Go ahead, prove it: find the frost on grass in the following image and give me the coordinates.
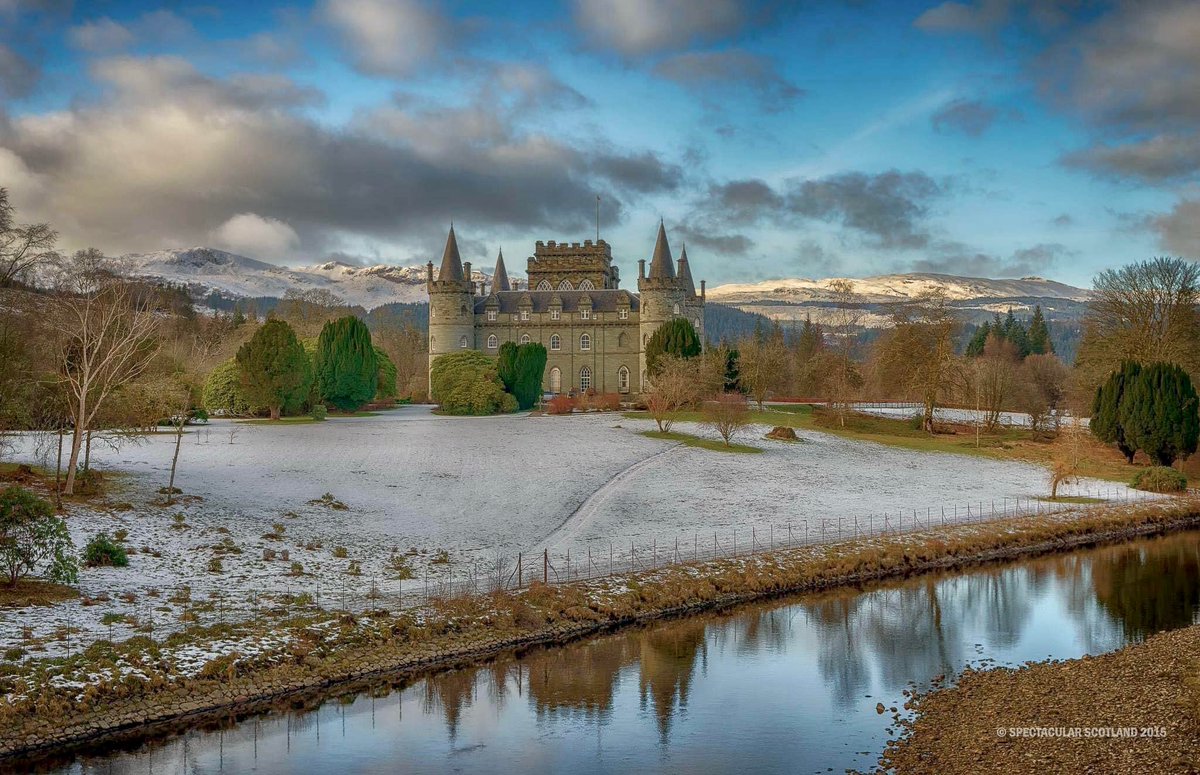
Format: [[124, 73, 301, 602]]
[[0, 405, 1139, 661]]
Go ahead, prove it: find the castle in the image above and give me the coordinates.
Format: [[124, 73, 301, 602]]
[[426, 223, 705, 396]]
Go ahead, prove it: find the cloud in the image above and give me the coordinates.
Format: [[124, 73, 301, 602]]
[[0, 55, 680, 261], [212, 213, 301, 260], [1051, 212, 1072, 227], [930, 98, 1008, 137], [653, 50, 803, 111], [675, 222, 755, 255], [320, 0, 448, 77], [67, 18, 135, 52], [1147, 200, 1200, 258], [913, 0, 1012, 34], [912, 240, 1074, 277], [0, 43, 36, 98], [786, 170, 945, 249], [573, 0, 760, 56], [1061, 133, 1200, 184]]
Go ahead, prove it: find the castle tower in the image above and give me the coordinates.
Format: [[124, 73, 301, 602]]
[[426, 226, 475, 379], [637, 221, 689, 391], [491, 248, 510, 293]]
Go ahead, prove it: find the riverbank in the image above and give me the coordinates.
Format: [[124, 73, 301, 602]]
[[883, 622, 1200, 773], [3, 497, 1200, 769]]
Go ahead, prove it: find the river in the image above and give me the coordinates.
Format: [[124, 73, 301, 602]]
[[44, 530, 1200, 774]]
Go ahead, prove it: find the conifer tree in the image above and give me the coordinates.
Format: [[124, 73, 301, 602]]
[[236, 319, 310, 420], [1091, 361, 1140, 462], [314, 316, 378, 412], [646, 318, 702, 375], [965, 321, 991, 357], [1120, 362, 1199, 466], [1027, 306, 1052, 355], [513, 343, 548, 409], [496, 341, 519, 393]]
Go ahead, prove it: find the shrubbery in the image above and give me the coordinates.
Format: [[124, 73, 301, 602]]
[[0, 487, 77, 586], [547, 395, 575, 414], [430, 352, 518, 415], [83, 533, 129, 568], [1131, 466, 1187, 493], [310, 403, 328, 421]]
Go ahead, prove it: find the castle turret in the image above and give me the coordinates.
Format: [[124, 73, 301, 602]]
[[637, 221, 690, 391], [492, 248, 510, 293], [427, 226, 475, 379]]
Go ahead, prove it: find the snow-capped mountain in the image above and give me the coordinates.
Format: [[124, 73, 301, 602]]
[[119, 247, 487, 309], [707, 273, 1088, 304]]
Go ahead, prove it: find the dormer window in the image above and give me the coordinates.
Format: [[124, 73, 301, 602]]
[[580, 309, 591, 321], [551, 309, 560, 320], [618, 309, 628, 320], [521, 310, 529, 321], [487, 309, 497, 322]]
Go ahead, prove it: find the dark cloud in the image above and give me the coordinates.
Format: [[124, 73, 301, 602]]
[[912, 240, 1074, 277], [914, 0, 1075, 35], [0, 55, 678, 262], [1051, 212, 1072, 227], [930, 98, 1009, 137], [1147, 200, 1200, 258], [572, 0, 767, 57], [785, 170, 944, 249], [1060, 134, 1200, 183], [674, 222, 755, 255], [0, 43, 37, 98], [653, 50, 803, 112]]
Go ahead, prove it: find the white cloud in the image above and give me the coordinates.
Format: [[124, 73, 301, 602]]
[[320, 0, 446, 77], [573, 0, 748, 56], [212, 213, 301, 261], [67, 18, 135, 52]]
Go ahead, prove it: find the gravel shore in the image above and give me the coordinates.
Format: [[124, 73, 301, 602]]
[[884, 624, 1200, 773]]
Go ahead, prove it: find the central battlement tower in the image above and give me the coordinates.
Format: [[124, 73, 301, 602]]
[[526, 239, 620, 290]]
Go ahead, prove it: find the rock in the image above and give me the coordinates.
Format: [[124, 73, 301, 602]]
[[765, 426, 799, 441]]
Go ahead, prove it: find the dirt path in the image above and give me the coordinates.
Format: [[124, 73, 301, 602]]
[[531, 442, 684, 553]]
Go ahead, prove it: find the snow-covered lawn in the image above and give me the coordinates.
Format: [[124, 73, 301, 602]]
[[848, 402, 1088, 429], [1, 405, 1137, 659]]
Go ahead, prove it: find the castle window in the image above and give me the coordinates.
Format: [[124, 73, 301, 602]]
[[580, 333, 591, 351], [579, 365, 592, 392], [536, 280, 552, 290], [487, 334, 498, 349], [578, 279, 595, 290], [580, 308, 591, 320], [695, 318, 701, 330], [617, 332, 626, 347], [487, 309, 496, 321], [458, 335, 468, 348], [558, 279, 573, 290], [550, 334, 561, 351], [549, 367, 561, 394], [550, 309, 560, 320], [618, 366, 630, 392], [618, 309, 628, 320], [642, 333, 648, 346], [521, 310, 529, 321], [673, 303, 680, 315], [520, 334, 531, 344]]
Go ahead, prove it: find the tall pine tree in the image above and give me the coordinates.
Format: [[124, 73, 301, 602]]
[[1120, 362, 1199, 466], [513, 343, 548, 409], [1027, 306, 1052, 355], [314, 316, 378, 411], [1091, 361, 1140, 462], [235, 320, 310, 420], [645, 318, 702, 375], [496, 341, 519, 393]]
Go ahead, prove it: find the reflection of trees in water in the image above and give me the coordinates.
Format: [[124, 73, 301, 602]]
[[953, 568, 1032, 650], [525, 636, 634, 722], [638, 621, 708, 743], [735, 608, 792, 655], [423, 666, 482, 742], [1091, 537, 1200, 641]]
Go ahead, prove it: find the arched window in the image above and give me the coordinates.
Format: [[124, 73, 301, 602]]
[[618, 365, 630, 391], [430, 335, 435, 348], [549, 367, 561, 393], [673, 303, 680, 315], [558, 279, 573, 290], [579, 365, 592, 392], [641, 370, 648, 391], [520, 333, 531, 344], [578, 279, 595, 290], [580, 333, 591, 351], [617, 332, 626, 347], [550, 334, 561, 351], [536, 280, 552, 290], [487, 334, 498, 349], [642, 333, 648, 346], [694, 318, 701, 330], [458, 335, 468, 348]]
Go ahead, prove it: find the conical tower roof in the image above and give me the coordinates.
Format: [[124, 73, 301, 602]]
[[678, 243, 696, 297], [438, 225, 465, 282], [492, 248, 510, 292], [647, 221, 675, 280]]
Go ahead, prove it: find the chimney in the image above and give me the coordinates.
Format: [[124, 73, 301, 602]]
[[701, 280, 706, 301], [426, 261, 434, 284], [638, 259, 646, 280], [463, 261, 472, 293]]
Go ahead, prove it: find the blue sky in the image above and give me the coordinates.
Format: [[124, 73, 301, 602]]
[[1, 0, 1197, 287]]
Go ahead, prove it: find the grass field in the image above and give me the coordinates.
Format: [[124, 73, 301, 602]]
[[639, 430, 763, 454]]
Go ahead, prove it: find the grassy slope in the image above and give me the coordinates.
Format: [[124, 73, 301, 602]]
[[639, 430, 762, 454], [626, 404, 1167, 484]]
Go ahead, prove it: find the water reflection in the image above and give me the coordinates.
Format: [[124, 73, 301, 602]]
[[54, 531, 1200, 775]]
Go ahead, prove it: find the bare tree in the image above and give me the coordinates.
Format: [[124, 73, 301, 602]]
[[0, 188, 58, 287], [823, 280, 865, 425], [1049, 417, 1087, 499], [164, 379, 193, 505], [646, 355, 700, 433], [738, 330, 789, 410], [50, 250, 161, 495], [870, 290, 961, 433], [703, 391, 750, 446], [970, 334, 1019, 432], [1017, 353, 1069, 433]]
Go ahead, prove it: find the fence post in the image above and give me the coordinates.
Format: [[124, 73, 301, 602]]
[[543, 549, 548, 584]]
